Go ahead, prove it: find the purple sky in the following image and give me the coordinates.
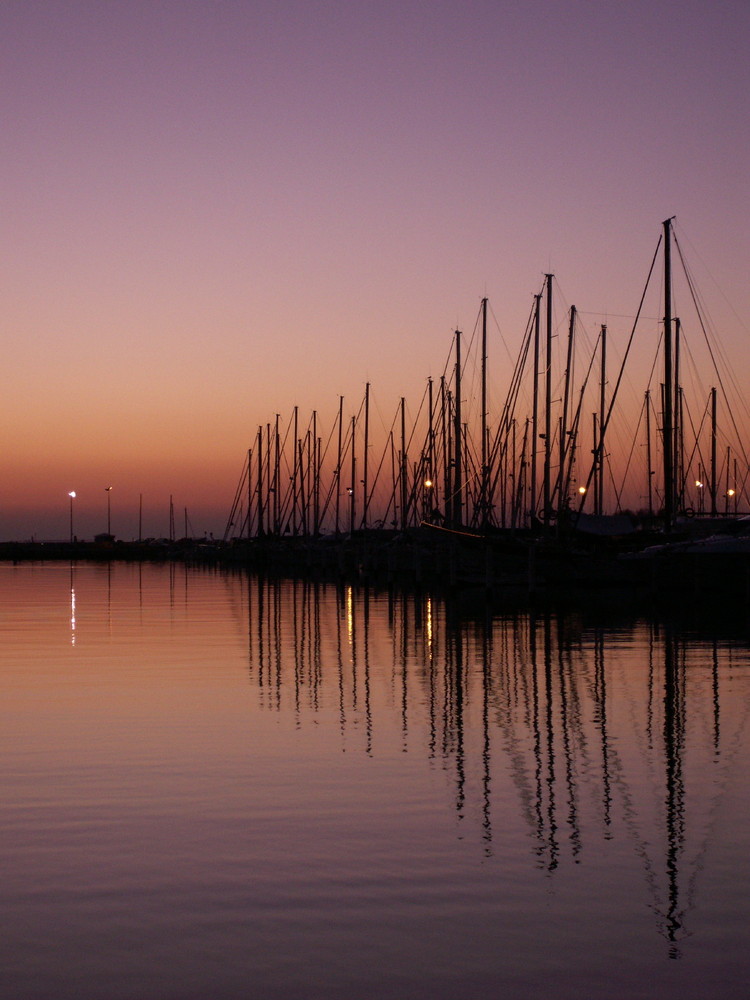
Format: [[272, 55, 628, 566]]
[[1, 1, 748, 539]]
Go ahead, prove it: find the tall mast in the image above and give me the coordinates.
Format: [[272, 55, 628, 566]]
[[543, 274, 553, 528], [400, 397, 408, 530], [598, 323, 607, 516], [246, 451, 252, 538], [453, 329, 463, 528], [349, 415, 356, 535], [480, 297, 488, 525], [362, 383, 370, 530], [645, 391, 653, 517], [663, 217, 675, 530], [315, 435, 321, 535], [710, 386, 718, 515], [531, 294, 541, 527], [725, 445, 731, 515], [441, 378, 450, 526], [298, 435, 306, 536], [257, 425, 263, 536], [557, 305, 576, 516], [592, 412, 599, 515], [674, 317, 681, 510], [312, 410, 318, 536], [426, 377, 435, 518], [273, 414, 280, 534], [265, 422, 271, 532], [292, 405, 299, 536], [509, 418, 517, 528], [335, 396, 343, 537]]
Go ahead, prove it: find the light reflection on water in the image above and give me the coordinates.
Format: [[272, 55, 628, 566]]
[[2, 561, 750, 999]]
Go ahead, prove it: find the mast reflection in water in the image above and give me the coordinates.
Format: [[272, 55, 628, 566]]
[[2, 562, 749, 1000]]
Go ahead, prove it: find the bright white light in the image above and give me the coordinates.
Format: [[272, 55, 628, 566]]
[[68, 491, 76, 499], [578, 486, 587, 495], [695, 480, 704, 488]]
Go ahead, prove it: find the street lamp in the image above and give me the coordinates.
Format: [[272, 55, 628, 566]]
[[68, 491, 76, 543], [105, 486, 113, 535]]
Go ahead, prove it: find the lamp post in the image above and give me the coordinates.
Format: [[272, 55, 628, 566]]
[[105, 486, 113, 535], [68, 491, 76, 543]]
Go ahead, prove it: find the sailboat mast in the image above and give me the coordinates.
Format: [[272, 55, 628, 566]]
[[453, 329, 463, 528], [247, 448, 253, 541], [645, 391, 653, 517], [710, 386, 717, 515], [311, 410, 318, 536], [400, 397, 408, 530], [441, 378, 450, 526], [481, 297, 488, 525], [264, 423, 273, 535], [363, 383, 370, 530], [531, 294, 541, 527], [598, 324, 607, 516], [335, 396, 343, 537], [428, 377, 434, 494], [257, 425, 263, 536], [725, 445, 731, 515], [349, 415, 356, 535], [274, 414, 280, 534], [674, 317, 681, 510], [663, 216, 675, 530], [557, 305, 576, 515], [292, 406, 299, 536], [543, 274, 553, 527], [593, 413, 599, 515]]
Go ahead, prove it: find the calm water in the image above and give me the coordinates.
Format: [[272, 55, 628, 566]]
[[2, 562, 749, 1000]]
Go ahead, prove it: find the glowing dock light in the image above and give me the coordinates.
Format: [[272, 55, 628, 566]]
[[68, 491, 76, 543], [105, 485, 113, 535]]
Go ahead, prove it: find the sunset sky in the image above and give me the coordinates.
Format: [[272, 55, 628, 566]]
[[1, 0, 748, 540]]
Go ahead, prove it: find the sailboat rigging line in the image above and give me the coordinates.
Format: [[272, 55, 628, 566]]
[[362, 402, 401, 525], [606, 454, 624, 513], [488, 298, 528, 368], [223, 450, 251, 541], [314, 402, 351, 527], [615, 395, 647, 509], [578, 234, 663, 512], [403, 381, 430, 458], [645, 329, 665, 393], [678, 396, 712, 505], [673, 232, 750, 470], [562, 338, 601, 502], [484, 298, 538, 512]]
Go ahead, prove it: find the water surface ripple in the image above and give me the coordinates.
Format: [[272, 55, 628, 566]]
[[2, 562, 749, 999]]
